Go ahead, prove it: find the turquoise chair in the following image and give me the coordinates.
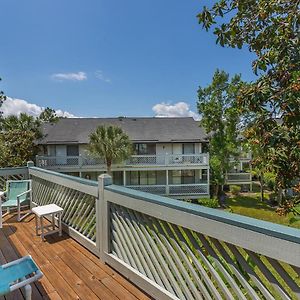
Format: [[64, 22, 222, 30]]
[[0, 256, 43, 300], [1, 180, 32, 222]]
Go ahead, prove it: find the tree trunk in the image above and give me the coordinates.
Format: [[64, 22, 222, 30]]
[[277, 186, 283, 205], [107, 161, 112, 176], [260, 172, 264, 201]]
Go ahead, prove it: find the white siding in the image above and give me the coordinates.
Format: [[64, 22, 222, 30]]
[[172, 144, 182, 154], [156, 144, 172, 155]]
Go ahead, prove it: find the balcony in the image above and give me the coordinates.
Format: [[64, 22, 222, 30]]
[[36, 153, 209, 171], [226, 172, 252, 183], [128, 183, 209, 196], [1, 214, 150, 300], [1, 165, 299, 300]]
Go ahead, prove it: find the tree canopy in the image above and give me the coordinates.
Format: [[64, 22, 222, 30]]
[[88, 125, 132, 175], [197, 69, 244, 197], [0, 77, 6, 118], [39, 107, 59, 123], [197, 0, 300, 189]]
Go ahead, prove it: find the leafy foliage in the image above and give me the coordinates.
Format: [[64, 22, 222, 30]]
[[0, 130, 38, 167], [88, 125, 132, 174], [39, 107, 59, 123], [0, 107, 58, 167], [230, 185, 241, 195], [197, 69, 244, 197], [197, 0, 300, 189], [196, 197, 220, 208], [0, 77, 5, 118]]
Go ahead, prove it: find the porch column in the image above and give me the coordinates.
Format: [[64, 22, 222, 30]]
[[123, 170, 126, 186], [166, 170, 169, 195], [207, 168, 210, 196]]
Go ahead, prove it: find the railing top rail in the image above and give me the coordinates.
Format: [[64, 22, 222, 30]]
[[29, 166, 98, 197], [0, 166, 28, 176], [0, 166, 28, 171], [105, 184, 300, 245], [29, 166, 97, 186]]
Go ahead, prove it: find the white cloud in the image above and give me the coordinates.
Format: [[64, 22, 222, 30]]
[[152, 102, 200, 120], [95, 70, 111, 83], [2, 97, 77, 118], [51, 71, 87, 81]]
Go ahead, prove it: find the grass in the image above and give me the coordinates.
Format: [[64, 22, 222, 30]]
[[225, 192, 300, 229]]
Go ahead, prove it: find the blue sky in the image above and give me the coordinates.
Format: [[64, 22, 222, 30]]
[[0, 0, 256, 118]]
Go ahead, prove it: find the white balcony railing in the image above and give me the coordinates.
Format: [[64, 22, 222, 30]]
[[226, 172, 252, 182], [127, 183, 209, 196], [36, 153, 209, 169]]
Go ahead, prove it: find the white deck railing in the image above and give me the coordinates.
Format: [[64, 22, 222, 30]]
[[128, 183, 209, 196], [1, 164, 299, 299], [36, 153, 209, 169], [226, 172, 252, 182]]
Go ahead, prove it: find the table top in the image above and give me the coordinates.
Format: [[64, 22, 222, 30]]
[[32, 204, 63, 217]]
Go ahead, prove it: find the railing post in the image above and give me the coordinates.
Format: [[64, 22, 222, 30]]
[[97, 174, 112, 261], [165, 170, 169, 195], [26, 161, 34, 180], [79, 154, 83, 168]]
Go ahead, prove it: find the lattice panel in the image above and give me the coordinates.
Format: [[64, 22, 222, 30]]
[[31, 175, 97, 242], [128, 185, 166, 195], [127, 156, 158, 165], [169, 184, 208, 195], [0, 174, 26, 191], [110, 203, 300, 300]]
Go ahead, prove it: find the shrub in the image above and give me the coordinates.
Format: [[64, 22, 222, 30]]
[[197, 197, 219, 208], [264, 172, 276, 191], [230, 185, 241, 195]]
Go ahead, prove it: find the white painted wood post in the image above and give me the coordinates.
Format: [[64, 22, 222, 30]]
[[165, 170, 169, 195], [26, 161, 34, 179], [27, 161, 34, 209], [123, 170, 126, 186], [97, 174, 112, 261]]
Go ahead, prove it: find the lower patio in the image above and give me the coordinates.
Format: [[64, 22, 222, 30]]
[[0, 213, 151, 300]]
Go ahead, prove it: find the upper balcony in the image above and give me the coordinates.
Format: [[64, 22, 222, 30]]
[[36, 153, 209, 171]]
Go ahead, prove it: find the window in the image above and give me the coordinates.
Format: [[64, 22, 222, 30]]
[[134, 143, 156, 155], [129, 171, 139, 185], [182, 143, 195, 154], [67, 145, 79, 156], [113, 171, 123, 185], [128, 171, 158, 185], [182, 170, 195, 184], [170, 170, 195, 184]]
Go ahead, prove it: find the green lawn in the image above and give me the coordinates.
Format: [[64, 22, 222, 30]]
[[225, 193, 300, 229]]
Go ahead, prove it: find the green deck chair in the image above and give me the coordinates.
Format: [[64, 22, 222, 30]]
[[1, 180, 32, 222], [0, 255, 43, 300]]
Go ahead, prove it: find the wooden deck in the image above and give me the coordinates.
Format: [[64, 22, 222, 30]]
[[0, 213, 151, 300]]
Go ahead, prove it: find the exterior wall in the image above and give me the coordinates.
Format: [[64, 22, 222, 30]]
[[156, 144, 172, 155], [172, 143, 182, 155]]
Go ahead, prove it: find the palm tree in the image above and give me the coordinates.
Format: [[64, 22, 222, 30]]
[[0, 113, 42, 138], [88, 125, 132, 175]]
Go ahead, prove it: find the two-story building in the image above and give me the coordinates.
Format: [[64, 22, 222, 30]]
[[36, 117, 252, 198], [36, 117, 211, 198]]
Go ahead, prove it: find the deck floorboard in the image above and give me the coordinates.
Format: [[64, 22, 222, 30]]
[[0, 213, 151, 300]]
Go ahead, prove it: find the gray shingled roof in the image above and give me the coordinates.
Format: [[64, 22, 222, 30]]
[[39, 117, 207, 144]]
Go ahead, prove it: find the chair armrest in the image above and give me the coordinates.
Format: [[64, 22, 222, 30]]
[[17, 189, 32, 199]]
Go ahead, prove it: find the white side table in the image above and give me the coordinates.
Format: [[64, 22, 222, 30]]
[[32, 204, 63, 241]]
